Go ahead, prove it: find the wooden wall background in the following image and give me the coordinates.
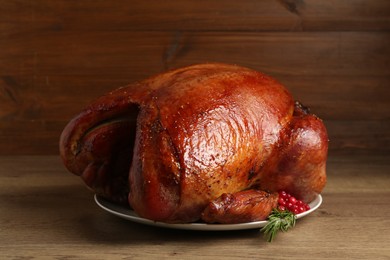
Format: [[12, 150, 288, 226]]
[[1, 0, 389, 156]]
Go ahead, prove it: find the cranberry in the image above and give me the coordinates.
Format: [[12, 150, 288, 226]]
[[288, 197, 297, 204], [278, 198, 286, 206], [278, 191, 288, 200], [277, 190, 311, 214]]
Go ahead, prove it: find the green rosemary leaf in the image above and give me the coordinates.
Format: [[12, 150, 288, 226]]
[[261, 209, 297, 242]]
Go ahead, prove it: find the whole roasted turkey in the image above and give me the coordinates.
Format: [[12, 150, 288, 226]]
[[60, 63, 328, 224]]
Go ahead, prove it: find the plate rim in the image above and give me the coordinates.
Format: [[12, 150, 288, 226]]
[[94, 194, 322, 231]]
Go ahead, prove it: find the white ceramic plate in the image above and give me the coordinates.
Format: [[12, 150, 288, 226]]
[[94, 194, 322, 231]]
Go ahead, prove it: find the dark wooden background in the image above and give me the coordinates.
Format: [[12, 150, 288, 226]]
[[1, 0, 389, 156]]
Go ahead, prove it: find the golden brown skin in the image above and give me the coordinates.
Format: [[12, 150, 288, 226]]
[[59, 63, 328, 223], [201, 190, 278, 224]]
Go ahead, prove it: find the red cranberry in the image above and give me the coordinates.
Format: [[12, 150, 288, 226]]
[[288, 197, 297, 204], [278, 198, 286, 206], [277, 191, 311, 214]]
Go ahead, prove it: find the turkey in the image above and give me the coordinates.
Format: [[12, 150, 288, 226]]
[[60, 63, 328, 223]]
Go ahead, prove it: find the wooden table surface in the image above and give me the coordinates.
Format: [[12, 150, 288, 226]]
[[1, 1, 390, 259], [1, 154, 389, 259]]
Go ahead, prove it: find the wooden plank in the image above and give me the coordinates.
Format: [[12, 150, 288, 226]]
[[1, 31, 389, 117], [281, 76, 390, 121], [1, 31, 389, 154], [0, 121, 64, 155], [325, 120, 390, 155], [1, 155, 389, 259], [1, 0, 389, 34], [1, 74, 389, 123], [2, 32, 389, 77]]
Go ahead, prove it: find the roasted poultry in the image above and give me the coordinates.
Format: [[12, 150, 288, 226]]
[[60, 63, 328, 224]]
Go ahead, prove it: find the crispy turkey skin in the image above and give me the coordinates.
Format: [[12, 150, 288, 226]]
[[60, 63, 328, 223]]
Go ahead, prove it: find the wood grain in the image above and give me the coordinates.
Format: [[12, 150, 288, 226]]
[[2, 32, 389, 76], [0, 1, 389, 156], [1, 0, 390, 33], [1, 2, 389, 258], [1, 32, 389, 155], [1, 155, 389, 259]]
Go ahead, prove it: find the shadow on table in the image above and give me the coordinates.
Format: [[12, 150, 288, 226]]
[[77, 198, 266, 245], [4, 183, 268, 245]]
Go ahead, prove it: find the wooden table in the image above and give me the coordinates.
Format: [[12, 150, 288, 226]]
[[1, 1, 390, 259], [1, 155, 389, 259]]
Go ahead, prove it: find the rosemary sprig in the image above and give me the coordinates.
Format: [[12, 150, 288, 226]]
[[261, 209, 297, 242]]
